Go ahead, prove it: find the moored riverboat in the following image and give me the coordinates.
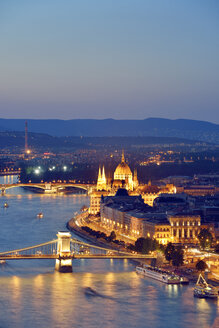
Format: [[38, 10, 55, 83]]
[[136, 264, 181, 284], [194, 274, 218, 299], [180, 276, 189, 284]]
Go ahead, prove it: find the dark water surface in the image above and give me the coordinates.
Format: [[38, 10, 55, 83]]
[[0, 179, 218, 328]]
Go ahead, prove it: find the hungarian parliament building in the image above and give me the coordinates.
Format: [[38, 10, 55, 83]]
[[88, 151, 217, 245], [89, 151, 176, 215]]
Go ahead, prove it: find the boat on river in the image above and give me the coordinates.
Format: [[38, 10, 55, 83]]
[[194, 274, 218, 299], [4, 202, 9, 208], [180, 276, 189, 284], [136, 264, 181, 284], [37, 212, 43, 219]]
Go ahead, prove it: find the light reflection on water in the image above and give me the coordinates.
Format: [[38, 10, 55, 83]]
[[0, 181, 218, 327]]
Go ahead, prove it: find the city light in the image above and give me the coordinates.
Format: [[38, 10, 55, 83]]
[[34, 168, 40, 175]]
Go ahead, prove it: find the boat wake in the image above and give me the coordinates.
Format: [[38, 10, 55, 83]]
[[84, 287, 134, 305], [84, 287, 113, 299]]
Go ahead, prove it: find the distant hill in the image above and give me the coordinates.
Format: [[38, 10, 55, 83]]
[[0, 132, 206, 152], [0, 118, 218, 143]]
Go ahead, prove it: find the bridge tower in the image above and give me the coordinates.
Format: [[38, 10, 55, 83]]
[[55, 231, 72, 272]]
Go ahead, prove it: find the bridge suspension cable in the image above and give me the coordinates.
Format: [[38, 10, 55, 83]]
[[0, 239, 58, 256]]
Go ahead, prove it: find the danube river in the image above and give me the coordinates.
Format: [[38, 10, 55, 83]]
[[0, 177, 218, 328]]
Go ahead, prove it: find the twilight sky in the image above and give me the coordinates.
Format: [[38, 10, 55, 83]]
[[0, 0, 219, 123]]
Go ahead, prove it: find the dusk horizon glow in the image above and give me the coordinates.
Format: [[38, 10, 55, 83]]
[[0, 0, 219, 123]]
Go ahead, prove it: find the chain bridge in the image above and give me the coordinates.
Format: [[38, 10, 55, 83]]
[[0, 183, 94, 195], [0, 232, 154, 272]]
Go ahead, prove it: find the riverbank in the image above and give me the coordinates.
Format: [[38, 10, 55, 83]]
[[67, 217, 133, 253], [67, 216, 149, 269]]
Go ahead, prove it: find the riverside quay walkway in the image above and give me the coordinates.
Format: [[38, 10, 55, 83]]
[[0, 232, 154, 272]]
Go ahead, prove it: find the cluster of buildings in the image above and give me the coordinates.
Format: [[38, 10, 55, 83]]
[[100, 189, 203, 245], [89, 152, 219, 246], [89, 151, 175, 214]]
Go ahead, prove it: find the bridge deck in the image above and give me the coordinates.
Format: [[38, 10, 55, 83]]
[[0, 254, 153, 260]]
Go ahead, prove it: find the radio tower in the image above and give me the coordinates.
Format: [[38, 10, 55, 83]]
[[25, 121, 28, 154]]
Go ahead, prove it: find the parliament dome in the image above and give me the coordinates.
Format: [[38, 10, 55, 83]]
[[113, 151, 134, 191], [114, 161, 132, 177], [114, 151, 133, 180]]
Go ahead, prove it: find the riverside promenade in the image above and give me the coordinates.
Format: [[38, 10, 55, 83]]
[[67, 212, 140, 257], [67, 216, 130, 252]]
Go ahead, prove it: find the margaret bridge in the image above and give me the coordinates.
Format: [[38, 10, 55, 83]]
[[0, 232, 154, 272], [0, 182, 94, 195]]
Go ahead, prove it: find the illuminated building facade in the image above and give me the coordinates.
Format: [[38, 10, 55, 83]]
[[168, 214, 201, 244], [100, 190, 203, 245], [89, 190, 109, 215], [154, 224, 171, 245], [100, 189, 158, 239], [139, 182, 176, 206], [177, 185, 219, 196]]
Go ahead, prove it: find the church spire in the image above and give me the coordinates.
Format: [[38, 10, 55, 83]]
[[97, 165, 107, 191], [97, 166, 102, 190], [133, 168, 139, 189], [102, 166, 106, 183], [98, 166, 102, 181], [121, 149, 125, 163], [134, 168, 137, 180]]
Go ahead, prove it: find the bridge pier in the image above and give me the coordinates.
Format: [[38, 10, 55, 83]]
[[1, 188, 5, 196], [55, 231, 72, 273]]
